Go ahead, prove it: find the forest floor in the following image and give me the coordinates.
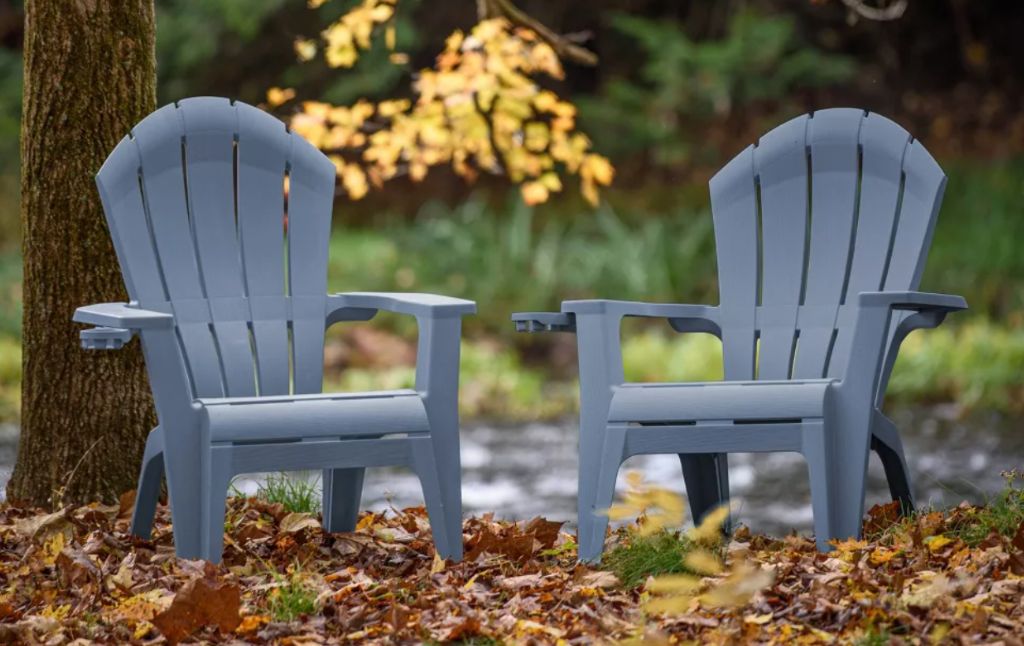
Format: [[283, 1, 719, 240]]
[[1, 473, 1023, 644]]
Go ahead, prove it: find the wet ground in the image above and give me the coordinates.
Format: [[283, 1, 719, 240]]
[[1, 406, 1021, 537]]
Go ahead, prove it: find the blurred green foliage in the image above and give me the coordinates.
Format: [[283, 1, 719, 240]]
[[577, 10, 855, 167], [0, 0, 1020, 424]]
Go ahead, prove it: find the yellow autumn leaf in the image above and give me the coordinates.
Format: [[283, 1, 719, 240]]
[[521, 180, 549, 205], [684, 549, 725, 576], [925, 534, 955, 552], [644, 594, 695, 615], [688, 503, 730, 544], [645, 573, 703, 595], [431, 551, 446, 574], [266, 87, 296, 108], [341, 162, 369, 199], [294, 39, 317, 62]]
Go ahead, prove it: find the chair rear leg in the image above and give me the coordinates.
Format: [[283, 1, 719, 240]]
[[679, 453, 731, 530], [412, 443, 462, 561], [131, 426, 165, 540], [579, 425, 628, 564], [321, 468, 365, 532], [871, 413, 915, 513]]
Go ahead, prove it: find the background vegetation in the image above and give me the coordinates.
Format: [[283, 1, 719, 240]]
[[0, 0, 1021, 422]]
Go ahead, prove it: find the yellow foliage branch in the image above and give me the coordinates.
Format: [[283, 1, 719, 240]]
[[270, 4, 613, 206]]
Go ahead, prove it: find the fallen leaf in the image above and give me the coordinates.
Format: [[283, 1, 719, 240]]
[[152, 575, 241, 644], [279, 512, 321, 534]]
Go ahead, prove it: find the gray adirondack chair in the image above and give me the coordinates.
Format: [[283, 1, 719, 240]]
[[513, 108, 966, 561], [73, 97, 473, 563]]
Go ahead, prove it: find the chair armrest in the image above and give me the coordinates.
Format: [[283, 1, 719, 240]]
[[858, 291, 967, 312], [327, 292, 476, 319], [840, 291, 967, 399], [74, 302, 174, 330], [512, 312, 576, 333], [559, 300, 721, 335]]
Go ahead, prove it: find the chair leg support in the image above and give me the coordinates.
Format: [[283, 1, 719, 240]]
[[680, 452, 731, 531], [130, 426, 165, 540], [412, 443, 462, 561], [321, 468, 366, 533], [871, 413, 915, 513], [578, 425, 628, 564], [872, 437, 914, 513]]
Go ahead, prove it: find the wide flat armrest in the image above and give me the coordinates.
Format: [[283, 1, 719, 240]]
[[559, 300, 720, 335], [857, 291, 967, 312], [74, 302, 174, 330], [560, 299, 716, 318], [328, 292, 476, 318], [512, 311, 576, 333]]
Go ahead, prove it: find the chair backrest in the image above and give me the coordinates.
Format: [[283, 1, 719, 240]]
[[97, 97, 337, 399], [709, 108, 945, 382]]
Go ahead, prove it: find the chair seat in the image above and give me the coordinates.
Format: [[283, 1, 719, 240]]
[[608, 379, 835, 424], [200, 389, 430, 443]]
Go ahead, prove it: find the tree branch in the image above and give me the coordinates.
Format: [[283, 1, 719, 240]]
[[840, 0, 908, 21], [478, 0, 598, 66]]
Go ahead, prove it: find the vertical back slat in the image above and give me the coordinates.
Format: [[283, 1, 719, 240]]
[[286, 134, 336, 393], [710, 146, 758, 381], [843, 113, 911, 296], [133, 104, 224, 397], [753, 114, 809, 379], [826, 113, 912, 379], [792, 109, 863, 378], [96, 136, 167, 305], [236, 103, 292, 395], [883, 141, 946, 290], [179, 97, 258, 397]]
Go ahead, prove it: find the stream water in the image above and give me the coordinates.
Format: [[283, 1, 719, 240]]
[[1, 406, 1021, 537]]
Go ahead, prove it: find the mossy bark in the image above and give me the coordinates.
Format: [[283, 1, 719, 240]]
[[8, 0, 157, 507]]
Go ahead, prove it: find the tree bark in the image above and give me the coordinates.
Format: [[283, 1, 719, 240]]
[[8, 0, 157, 507]]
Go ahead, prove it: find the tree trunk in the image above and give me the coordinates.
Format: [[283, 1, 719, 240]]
[[8, 0, 157, 507]]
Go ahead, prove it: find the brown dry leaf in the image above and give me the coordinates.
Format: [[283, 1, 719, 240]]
[[151, 575, 241, 644], [524, 517, 564, 549], [14, 508, 70, 539], [279, 512, 321, 534], [579, 570, 619, 588], [499, 573, 544, 590], [864, 501, 902, 535]]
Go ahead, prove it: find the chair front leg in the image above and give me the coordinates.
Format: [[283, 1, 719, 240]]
[[573, 311, 625, 563], [415, 314, 465, 561]]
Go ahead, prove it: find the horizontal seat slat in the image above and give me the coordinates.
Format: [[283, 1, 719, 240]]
[[202, 389, 429, 442], [609, 380, 834, 423]]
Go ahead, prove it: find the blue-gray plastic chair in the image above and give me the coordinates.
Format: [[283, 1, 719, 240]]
[[513, 108, 966, 561], [74, 97, 474, 563]]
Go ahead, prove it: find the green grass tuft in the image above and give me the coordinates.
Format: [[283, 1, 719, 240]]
[[855, 627, 892, 646], [603, 530, 697, 589], [268, 575, 318, 622], [949, 470, 1024, 546], [256, 472, 321, 514]]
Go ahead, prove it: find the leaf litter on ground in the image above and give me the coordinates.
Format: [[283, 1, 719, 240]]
[[0, 471, 1021, 643]]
